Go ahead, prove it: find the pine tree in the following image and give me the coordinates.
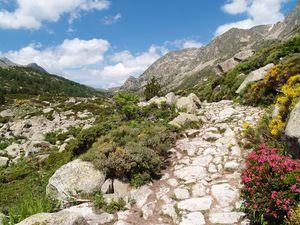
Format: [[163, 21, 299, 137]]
[[144, 77, 161, 101]]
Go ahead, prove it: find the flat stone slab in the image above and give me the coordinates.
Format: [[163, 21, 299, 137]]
[[178, 197, 212, 211], [180, 212, 205, 225]]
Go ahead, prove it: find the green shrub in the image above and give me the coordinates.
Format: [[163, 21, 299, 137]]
[[144, 77, 161, 101], [113, 92, 140, 120], [93, 191, 106, 209], [0, 90, 5, 105], [105, 198, 126, 214]]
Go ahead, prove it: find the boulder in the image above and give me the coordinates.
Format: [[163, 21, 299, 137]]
[[285, 101, 300, 143], [0, 109, 14, 117], [0, 156, 9, 167], [176, 93, 201, 113], [180, 212, 205, 225], [236, 63, 274, 93], [63, 203, 114, 225], [43, 108, 54, 114], [4, 143, 22, 158], [234, 49, 254, 61], [46, 159, 106, 203], [16, 211, 88, 225], [169, 113, 199, 128], [217, 58, 239, 74], [113, 179, 130, 198], [165, 92, 178, 105], [148, 96, 167, 106]]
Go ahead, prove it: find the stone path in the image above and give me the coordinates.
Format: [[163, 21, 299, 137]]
[[114, 100, 263, 225]]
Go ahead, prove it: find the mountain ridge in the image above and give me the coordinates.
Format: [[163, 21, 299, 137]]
[[120, 1, 300, 92]]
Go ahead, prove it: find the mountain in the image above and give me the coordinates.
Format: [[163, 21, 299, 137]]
[[120, 0, 300, 92], [0, 65, 100, 97], [0, 57, 18, 68], [26, 63, 48, 74]]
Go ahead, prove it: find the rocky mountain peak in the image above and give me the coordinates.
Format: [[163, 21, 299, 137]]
[[120, 2, 300, 92]]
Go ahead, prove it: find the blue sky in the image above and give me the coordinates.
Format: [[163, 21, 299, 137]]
[[0, 0, 297, 88]]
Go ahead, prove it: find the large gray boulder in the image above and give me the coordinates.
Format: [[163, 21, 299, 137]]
[[16, 211, 88, 225], [285, 101, 300, 143], [236, 63, 274, 93], [169, 113, 199, 128], [46, 159, 106, 203], [176, 93, 201, 114]]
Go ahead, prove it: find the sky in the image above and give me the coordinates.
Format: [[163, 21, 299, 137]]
[[0, 0, 297, 89]]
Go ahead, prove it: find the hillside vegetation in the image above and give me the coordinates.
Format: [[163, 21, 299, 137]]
[[0, 67, 100, 99]]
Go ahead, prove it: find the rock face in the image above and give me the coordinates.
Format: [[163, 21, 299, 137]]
[[236, 63, 274, 93], [285, 101, 300, 143], [46, 159, 106, 203], [16, 211, 88, 225]]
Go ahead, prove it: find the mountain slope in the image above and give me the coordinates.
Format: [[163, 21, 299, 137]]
[[0, 66, 100, 97], [120, 1, 300, 92]]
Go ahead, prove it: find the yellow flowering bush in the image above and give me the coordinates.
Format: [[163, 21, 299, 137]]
[[269, 74, 300, 136]]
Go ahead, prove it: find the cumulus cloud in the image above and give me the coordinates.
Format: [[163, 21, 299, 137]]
[[215, 0, 288, 36], [102, 13, 122, 25], [5, 38, 110, 71], [0, 0, 110, 29], [2, 39, 167, 88]]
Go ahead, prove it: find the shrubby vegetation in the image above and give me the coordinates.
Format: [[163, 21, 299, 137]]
[[144, 77, 162, 101], [188, 34, 300, 102], [241, 144, 300, 225]]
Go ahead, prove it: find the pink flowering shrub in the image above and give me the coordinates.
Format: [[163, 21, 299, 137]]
[[241, 144, 300, 224]]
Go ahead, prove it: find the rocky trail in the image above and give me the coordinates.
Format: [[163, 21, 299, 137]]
[[111, 100, 263, 225]]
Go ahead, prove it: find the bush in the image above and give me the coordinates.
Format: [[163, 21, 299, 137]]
[[269, 74, 300, 136], [113, 92, 140, 120], [0, 90, 5, 104], [144, 77, 161, 101], [81, 123, 174, 185], [241, 144, 300, 224]]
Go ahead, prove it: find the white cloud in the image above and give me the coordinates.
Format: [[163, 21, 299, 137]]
[[215, 0, 288, 36], [165, 39, 203, 49], [4, 38, 110, 73], [222, 0, 248, 14], [0, 0, 110, 29], [2, 39, 167, 88], [102, 13, 122, 25], [182, 40, 203, 48]]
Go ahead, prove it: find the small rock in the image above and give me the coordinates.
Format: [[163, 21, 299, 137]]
[[224, 161, 239, 171], [174, 188, 190, 200]]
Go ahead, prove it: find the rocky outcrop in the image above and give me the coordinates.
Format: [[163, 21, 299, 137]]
[[46, 159, 106, 203], [236, 63, 274, 93], [285, 101, 300, 143], [175, 93, 201, 114], [139, 93, 201, 115], [169, 113, 199, 128], [16, 211, 88, 225], [216, 49, 254, 74]]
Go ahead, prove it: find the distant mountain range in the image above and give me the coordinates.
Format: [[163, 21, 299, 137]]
[[0, 59, 101, 97], [0, 57, 48, 74], [120, 0, 300, 92]]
